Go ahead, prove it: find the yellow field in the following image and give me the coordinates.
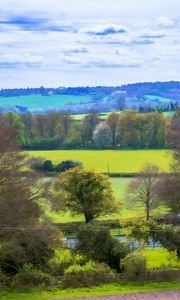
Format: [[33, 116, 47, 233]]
[[28, 149, 171, 173]]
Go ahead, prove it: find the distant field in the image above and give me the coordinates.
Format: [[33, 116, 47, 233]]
[[72, 111, 174, 121], [29, 149, 171, 173], [73, 112, 111, 121], [145, 94, 175, 103], [0, 94, 92, 112]]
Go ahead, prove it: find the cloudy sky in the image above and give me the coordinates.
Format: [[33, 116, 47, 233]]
[[0, 0, 179, 88]]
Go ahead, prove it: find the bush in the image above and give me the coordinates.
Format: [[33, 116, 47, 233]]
[[62, 262, 115, 288], [42, 160, 54, 172], [48, 248, 87, 276], [48, 249, 74, 276], [77, 224, 129, 272], [121, 251, 147, 279], [0, 270, 9, 287], [0, 230, 55, 276], [12, 264, 52, 288], [55, 160, 82, 172], [28, 157, 44, 171], [28, 157, 55, 172]]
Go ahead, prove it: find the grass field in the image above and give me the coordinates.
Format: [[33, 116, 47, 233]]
[[29, 149, 171, 173], [72, 112, 111, 121], [142, 249, 180, 270], [0, 281, 179, 300], [0, 94, 92, 112]]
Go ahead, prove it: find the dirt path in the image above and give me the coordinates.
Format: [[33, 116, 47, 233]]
[[54, 290, 180, 300]]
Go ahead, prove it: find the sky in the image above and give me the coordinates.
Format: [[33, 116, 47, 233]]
[[0, 0, 179, 88]]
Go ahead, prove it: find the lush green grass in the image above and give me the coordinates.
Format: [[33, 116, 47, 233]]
[[29, 149, 171, 173], [0, 94, 92, 112], [1, 281, 180, 300], [142, 249, 180, 270]]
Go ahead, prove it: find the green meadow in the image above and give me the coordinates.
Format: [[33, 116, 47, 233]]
[[29, 149, 171, 173], [0, 94, 92, 111]]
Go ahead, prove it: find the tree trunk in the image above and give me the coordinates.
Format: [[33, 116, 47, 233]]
[[84, 213, 94, 223], [146, 204, 150, 221]]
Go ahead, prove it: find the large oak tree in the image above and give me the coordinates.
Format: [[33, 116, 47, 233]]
[[52, 167, 117, 223]]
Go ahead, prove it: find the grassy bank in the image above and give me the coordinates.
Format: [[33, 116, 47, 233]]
[[0, 281, 179, 300]]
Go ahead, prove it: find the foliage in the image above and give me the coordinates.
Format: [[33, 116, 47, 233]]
[[42, 160, 54, 172], [154, 226, 180, 259], [107, 112, 119, 145], [122, 218, 159, 248], [0, 227, 62, 276], [0, 125, 63, 279], [76, 224, 129, 272], [55, 160, 82, 172], [52, 167, 117, 223], [116, 111, 168, 148], [82, 111, 100, 144], [12, 264, 52, 288], [27, 157, 45, 171], [93, 122, 112, 148], [142, 249, 180, 270], [121, 251, 147, 278], [62, 262, 115, 288], [155, 113, 180, 214], [48, 248, 86, 276]]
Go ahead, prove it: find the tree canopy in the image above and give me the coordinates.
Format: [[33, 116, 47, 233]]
[[52, 167, 118, 223]]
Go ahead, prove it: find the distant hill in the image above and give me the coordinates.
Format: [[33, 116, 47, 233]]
[[0, 81, 179, 114]]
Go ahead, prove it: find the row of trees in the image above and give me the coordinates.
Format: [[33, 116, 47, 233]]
[[0, 110, 171, 150]]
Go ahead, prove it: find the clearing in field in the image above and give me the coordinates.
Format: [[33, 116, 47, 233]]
[[29, 149, 171, 173]]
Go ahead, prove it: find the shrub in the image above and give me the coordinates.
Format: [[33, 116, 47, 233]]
[[0, 229, 56, 276], [121, 251, 147, 279], [42, 160, 54, 172], [77, 224, 129, 272], [55, 160, 82, 172], [48, 248, 74, 276], [62, 262, 115, 288], [12, 264, 51, 288], [0, 270, 9, 287], [28, 157, 44, 171], [48, 248, 87, 276]]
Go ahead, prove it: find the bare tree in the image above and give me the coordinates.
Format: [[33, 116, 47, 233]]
[[155, 112, 180, 215], [127, 164, 159, 220]]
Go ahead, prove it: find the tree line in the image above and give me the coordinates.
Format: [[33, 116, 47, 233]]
[[0, 110, 173, 150]]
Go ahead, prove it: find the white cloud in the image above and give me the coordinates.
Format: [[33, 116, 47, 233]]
[[0, 0, 179, 87], [157, 17, 176, 28]]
